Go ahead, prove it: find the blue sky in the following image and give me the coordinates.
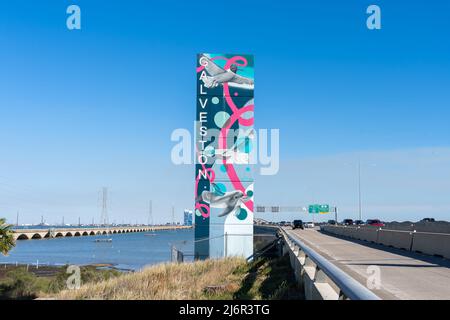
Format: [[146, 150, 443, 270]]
[[1, 0, 449, 224]]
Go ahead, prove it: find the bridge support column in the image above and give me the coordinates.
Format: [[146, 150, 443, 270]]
[[311, 268, 339, 300], [302, 256, 317, 300]]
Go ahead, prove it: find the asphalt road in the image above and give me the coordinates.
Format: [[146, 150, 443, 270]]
[[287, 227, 450, 300]]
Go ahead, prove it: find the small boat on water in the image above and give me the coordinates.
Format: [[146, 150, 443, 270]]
[[144, 233, 156, 236], [94, 238, 112, 243]]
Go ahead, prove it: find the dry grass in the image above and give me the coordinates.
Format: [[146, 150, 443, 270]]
[[46, 258, 247, 300]]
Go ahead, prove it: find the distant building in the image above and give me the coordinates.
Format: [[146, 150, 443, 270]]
[[184, 210, 193, 226]]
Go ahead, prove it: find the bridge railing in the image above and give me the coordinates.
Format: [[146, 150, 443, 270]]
[[279, 227, 381, 300]]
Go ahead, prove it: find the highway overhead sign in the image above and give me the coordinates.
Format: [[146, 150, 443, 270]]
[[309, 204, 330, 214]]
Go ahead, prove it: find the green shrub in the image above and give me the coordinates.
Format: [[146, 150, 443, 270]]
[[0, 267, 50, 299]]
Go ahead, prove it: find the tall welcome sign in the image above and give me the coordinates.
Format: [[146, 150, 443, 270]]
[[195, 53, 254, 259]]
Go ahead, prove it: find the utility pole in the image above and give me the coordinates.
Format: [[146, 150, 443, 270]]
[[335, 207, 338, 224], [358, 160, 362, 221]]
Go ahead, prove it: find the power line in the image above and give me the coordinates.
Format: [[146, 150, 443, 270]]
[[358, 160, 362, 221]]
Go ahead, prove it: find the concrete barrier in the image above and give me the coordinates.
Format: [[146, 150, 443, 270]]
[[321, 225, 338, 235], [320, 224, 450, 261], [412, 232, 450, 259], [377, 229, 413, 250], [347, 227, 359, 239], [321, 226, 379, 243], [337, 226, 350, 237], [321, 226, 359, 240], [342, 226, 362, 240], [385, 221, 450, 234], [354, 227, 379, 243], [334, 227, 344, 237]]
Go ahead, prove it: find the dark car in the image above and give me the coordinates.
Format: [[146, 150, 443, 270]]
[[366, 219, 385, 227], [292, 220, 304, 230], [342, 219, 354, 225], [354, 220, 364, 225], [421, 218, 435, 222], [328, 220, 337, 225]]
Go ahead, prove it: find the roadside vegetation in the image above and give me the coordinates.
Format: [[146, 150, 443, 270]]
[[233, 254, 303, 300], [47, 254, 302, 300], [0, 217, 122, 300], [0, 265, 120, 300]]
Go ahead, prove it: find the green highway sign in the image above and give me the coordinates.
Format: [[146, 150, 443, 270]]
[[308, 205, 319, 214], [308, 204, 330, 214], [319, 204, 330, 213]]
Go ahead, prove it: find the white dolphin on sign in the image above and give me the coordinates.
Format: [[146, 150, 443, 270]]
[[198, 183, 249, 217]]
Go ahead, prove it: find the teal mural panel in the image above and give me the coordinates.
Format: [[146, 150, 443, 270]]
[[195, 53, 254, 260]]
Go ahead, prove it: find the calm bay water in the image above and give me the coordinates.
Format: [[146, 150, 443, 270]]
[[0, 229, 194, 271]]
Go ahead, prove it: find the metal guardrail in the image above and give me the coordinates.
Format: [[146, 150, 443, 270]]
[[280, 228, 381, 300]]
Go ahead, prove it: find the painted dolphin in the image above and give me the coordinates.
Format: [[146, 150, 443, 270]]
[[199, 184, 249, 217]]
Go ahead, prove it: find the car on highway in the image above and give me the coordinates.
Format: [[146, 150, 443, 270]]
[[327, 220, 336, 225], [354, 220, 364, 225], [366, 219, 385, 227], [342, 219, 354, 225], [304, 222, 315, 228], [292, 220, 304, 230]]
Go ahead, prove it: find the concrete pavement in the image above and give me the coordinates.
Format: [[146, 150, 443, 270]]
[[286, 227, 450, 300]]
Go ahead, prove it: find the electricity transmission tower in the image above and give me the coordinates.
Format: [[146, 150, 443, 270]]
[[172, 206, 175, 225], [100, 187, 109, 226], [148, 200, 153, 226]]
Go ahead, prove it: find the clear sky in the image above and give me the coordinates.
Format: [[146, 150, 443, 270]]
[[1, 0, 449, 224]]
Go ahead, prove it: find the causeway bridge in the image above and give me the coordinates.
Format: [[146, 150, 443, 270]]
[[13, 225, 192, 240]]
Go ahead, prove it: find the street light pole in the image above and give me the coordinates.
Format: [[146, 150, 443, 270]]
[[335, 206, 338, 223], [358, 160, 362, 221]]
